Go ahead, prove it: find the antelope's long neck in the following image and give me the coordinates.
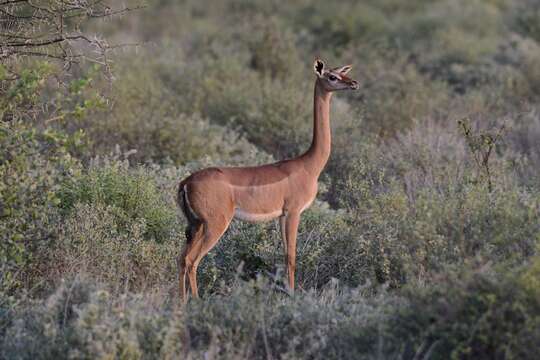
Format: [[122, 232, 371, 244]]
[[301, 82, 333, 175]]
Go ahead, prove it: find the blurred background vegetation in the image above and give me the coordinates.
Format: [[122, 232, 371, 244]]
[[1, 0, 540, 358]]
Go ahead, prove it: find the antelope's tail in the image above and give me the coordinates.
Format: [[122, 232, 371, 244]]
[[177, 179, 199, 226]]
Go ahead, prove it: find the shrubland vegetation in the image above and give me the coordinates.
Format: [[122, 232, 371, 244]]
[[1, 0, 540, 358]]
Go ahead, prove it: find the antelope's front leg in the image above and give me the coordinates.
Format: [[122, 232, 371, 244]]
[[284, 212, 300, 291], [279, 213, 288, 261]]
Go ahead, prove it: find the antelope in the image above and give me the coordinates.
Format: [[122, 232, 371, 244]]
[[177, 59, 359, 301]]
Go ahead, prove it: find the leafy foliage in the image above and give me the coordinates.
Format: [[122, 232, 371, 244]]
[[2, 268, 538, 359], [0, 65, 83, 294], [58, 159, 178, 242]]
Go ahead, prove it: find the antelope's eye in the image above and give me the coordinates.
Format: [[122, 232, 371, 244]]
[[328, 75, 337, 81]]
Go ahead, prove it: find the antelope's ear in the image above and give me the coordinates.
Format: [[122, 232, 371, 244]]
[[333, 65, 352, 75], [314, 59, 325, 77]]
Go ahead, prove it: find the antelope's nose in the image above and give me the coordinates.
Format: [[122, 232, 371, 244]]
[[350, 80, 359, 90]]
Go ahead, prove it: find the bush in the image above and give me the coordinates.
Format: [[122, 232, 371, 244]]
[[396, 266, 540, 360], [0, 120, 79, 294], [3, 267, 538, 360], [0, 64, 83, 294], [0, 277, 401, 359], [165, 52, 313, 158], [78, 60, 269, 165], [512, 0, 540, 43], [58, 158, 179, 242], [51, 203, 179, 291], [346, 52, 452, 135], [327, 118, 540, 286]]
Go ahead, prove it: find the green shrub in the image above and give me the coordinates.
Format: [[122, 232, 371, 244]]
[[0, 64, 84, 294], [58, 159, 179, 242], [0, 277, 402, 359], [349, 53, 452, 135], [520, 251, 540, 300], [247, 17, 303, 80], [396, 266, 540, 360], [0, 120, 80, 293], [4, 268, 538, 360], [54, 202, 179, 291], [344, 180, 539, 287], [512, 0, 540, 43], [328, 122, 539, 286], [168, 53, 312, 158], [79, 60, 269, 165]]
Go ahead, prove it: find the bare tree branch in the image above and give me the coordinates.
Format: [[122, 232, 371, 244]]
[[0, 0, 27, 6], [0, 0, 144, 72]]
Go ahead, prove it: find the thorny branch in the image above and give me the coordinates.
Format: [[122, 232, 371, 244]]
[[458, 118, 506, 192], [0, 0, 144, 73]]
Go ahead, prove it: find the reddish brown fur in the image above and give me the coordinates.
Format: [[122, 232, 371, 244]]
[[176, 59, 358, 301]]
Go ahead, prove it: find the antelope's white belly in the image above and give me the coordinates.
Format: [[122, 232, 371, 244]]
[[234, 208, 282, 223]]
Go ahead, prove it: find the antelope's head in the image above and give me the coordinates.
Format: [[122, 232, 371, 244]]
[[313, 59, 358, 92]]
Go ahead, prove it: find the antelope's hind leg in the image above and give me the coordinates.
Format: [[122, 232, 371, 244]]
[[178, 221, 203, 302], [178, 178, 234, 301], [183, 213, 233, 299]]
